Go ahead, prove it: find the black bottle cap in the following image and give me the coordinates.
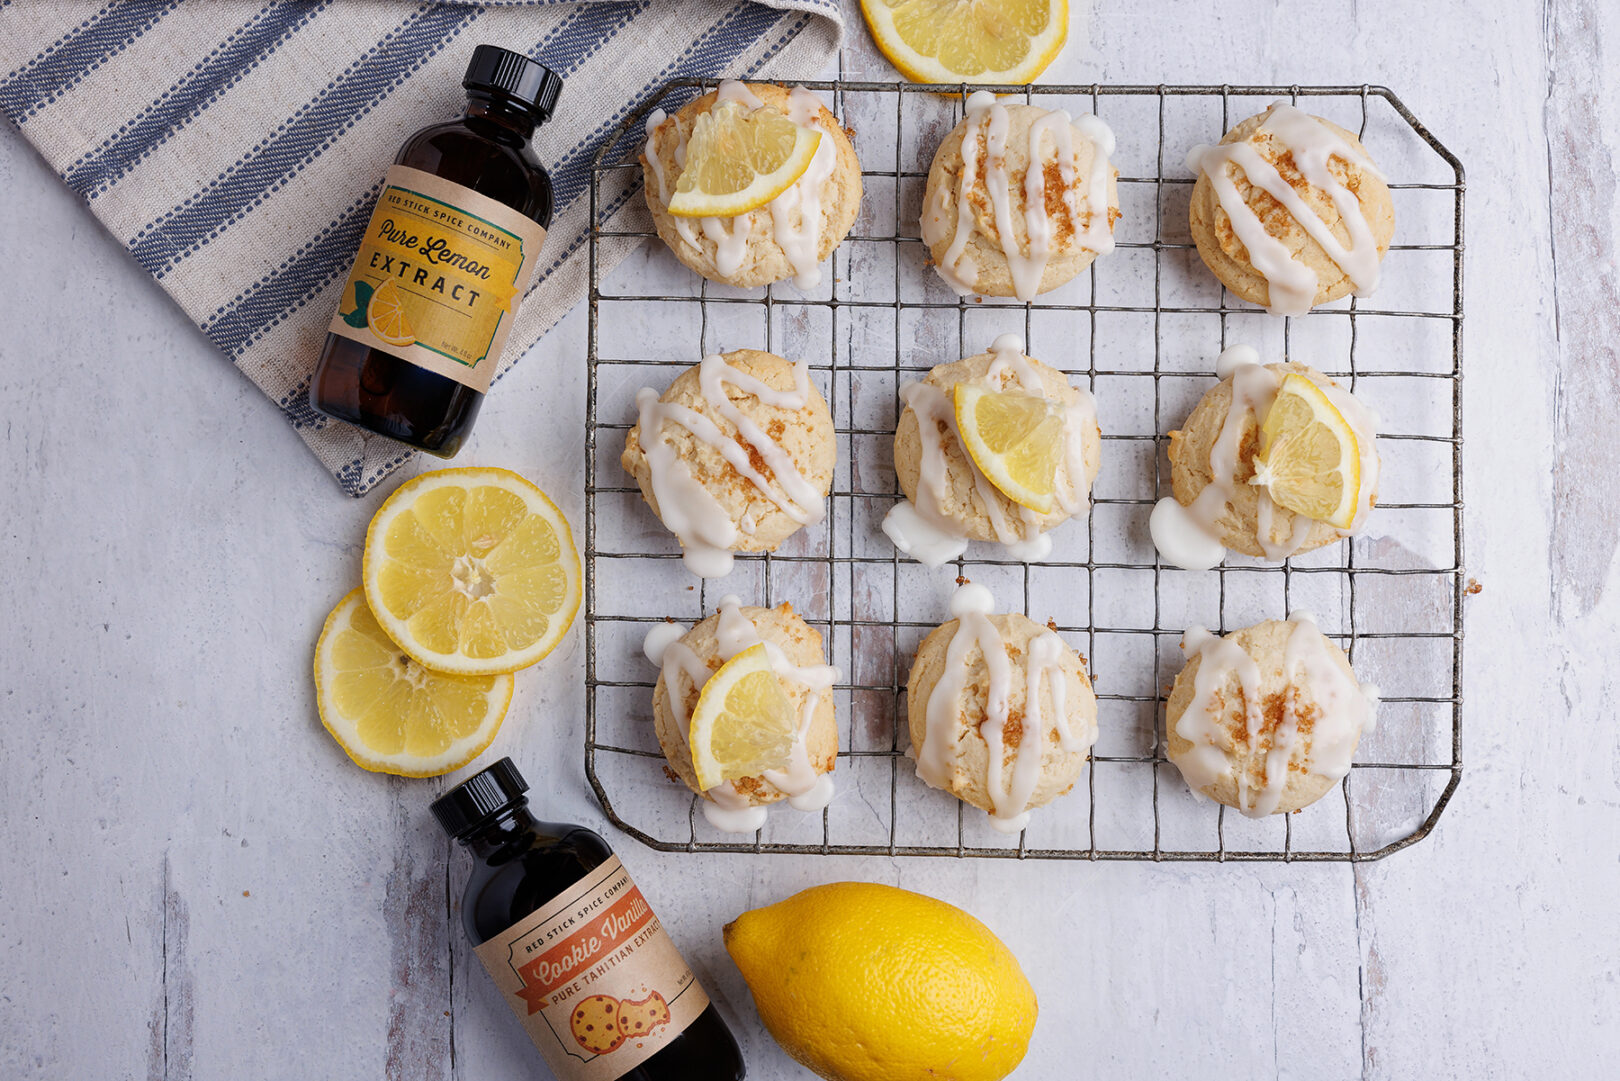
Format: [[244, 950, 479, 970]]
[[431, 757, 529, 839], [463, 44, 562, 122]]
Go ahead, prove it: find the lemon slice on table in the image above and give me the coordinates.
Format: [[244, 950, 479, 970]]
[[688, 644, 797, 792], [860, 0, 1068, 85], [667, 100, 822, 219], [953, 382, 1065, 513], [314, 589, 514, 776], [363, 468, 582, 676], [366, 278, 415, 348], [1251, 373, 1362, 529]]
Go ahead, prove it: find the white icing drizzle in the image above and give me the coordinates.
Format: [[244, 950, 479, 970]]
[[643, 82, 837, 289], [1151, 350, 1379, 569], [1187, 102, 1385, 316], [881, 501, 967, 567], [882, 335, 1095, 567], [1148, 499, 1225, 571], [771, 86, 839, 289], [643, 596, 840, 834], [1214, 343, 1261, 379], [914, 582, 1093, 834], [923, 92, 1116, 301], [1172, 613, 1371, 818], [634, 354, 825, 578]]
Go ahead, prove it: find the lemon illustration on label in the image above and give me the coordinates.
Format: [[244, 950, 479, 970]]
[[366, 278, 416, 348]]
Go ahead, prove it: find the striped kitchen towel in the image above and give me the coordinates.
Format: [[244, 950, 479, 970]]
[[0, 0, 842, 494]]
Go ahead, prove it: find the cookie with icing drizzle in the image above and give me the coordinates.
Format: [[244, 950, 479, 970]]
[[621, 349, 834, 579], [646, 597, 839, 835], [1187, 102, 1395, 315], [1166, 614, 1378, 817], [641, 81, 862, 290], [1159, 357, 1380, 563], [906, 581, 1099, 835], [885, 335, 1102, 567], [921, 93, 1120, 301]]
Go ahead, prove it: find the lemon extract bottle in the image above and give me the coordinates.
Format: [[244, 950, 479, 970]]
[[310, 46, 559, 456], [432, 759, 747, 1081]]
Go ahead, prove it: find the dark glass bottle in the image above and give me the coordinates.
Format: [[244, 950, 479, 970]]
[[432, 759, 746, 1081], [310, 45, 559, 456]]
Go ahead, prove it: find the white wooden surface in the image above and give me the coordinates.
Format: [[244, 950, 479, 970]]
[[2, 2, 1616, 1078]]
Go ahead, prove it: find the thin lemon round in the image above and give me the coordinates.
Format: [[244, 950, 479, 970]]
[[667, 99, 822, 218], [725, 882, 1037, 1081], [688, 643, 796, 792], [860, 0, 1068, 85], [366, 278, 415, 347], [362, 467, 582, 676], [954, 381, 1065, 513], [314, 589, 513, 777], [1252, 373, 1362, 529]]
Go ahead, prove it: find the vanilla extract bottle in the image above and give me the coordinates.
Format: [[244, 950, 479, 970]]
[[310, 45, 559, 456], [432, 759, 746, 1081]]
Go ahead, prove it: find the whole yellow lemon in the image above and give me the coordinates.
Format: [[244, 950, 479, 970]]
[[723, 881, 1037, 1081]]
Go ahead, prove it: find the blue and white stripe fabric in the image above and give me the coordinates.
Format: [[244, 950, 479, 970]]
[[0, 0, 842, 494]]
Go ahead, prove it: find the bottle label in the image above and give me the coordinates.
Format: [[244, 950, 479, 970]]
[[472, 855, 712, 1080], [326, 164, 546, 393]]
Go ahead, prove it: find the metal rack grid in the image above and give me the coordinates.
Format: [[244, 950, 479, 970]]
[[582, 79, 1465, 862]]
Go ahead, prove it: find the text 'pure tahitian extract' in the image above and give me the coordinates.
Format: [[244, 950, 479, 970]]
[[310, 45, 560, 457], [431, 758, 747, 1081]]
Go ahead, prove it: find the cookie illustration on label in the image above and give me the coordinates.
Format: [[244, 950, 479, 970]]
[[619, 991, 671, 1040], [570, 994, 624, 1055]]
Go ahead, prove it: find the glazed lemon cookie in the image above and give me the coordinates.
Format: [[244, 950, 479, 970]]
[[921, 91, 1119, 301], [641, 81, 861, 289], [907, 581, 1098, 834], [1187, 102, 1395, 315], [1167, 613, 1378, 817], [1150, 345, 1379, 569], [884, 334, 1101, 566], [622, 349, 835, 578], [644, 596, 840, 834]]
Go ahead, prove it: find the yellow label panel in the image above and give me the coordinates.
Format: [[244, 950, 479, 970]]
[[327, 165, 547, 393]]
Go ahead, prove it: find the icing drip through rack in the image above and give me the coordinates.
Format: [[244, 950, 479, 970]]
[[583, 80, 1465, 862]]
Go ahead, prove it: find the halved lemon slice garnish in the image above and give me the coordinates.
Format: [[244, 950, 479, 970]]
[[362, 467, 582, 676], [366, 278, 415, 348], [667, 99, 822, 219], [859, 0, 1068, 85], [1251, 372, 1362, 529], [314, 588, 513, 776], [953, 382, 1065, 513], [688, 643, 797, 792]]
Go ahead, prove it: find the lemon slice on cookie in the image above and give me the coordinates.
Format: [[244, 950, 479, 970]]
[[363, 467, 581, 676], [668, 99, 822, 219], [688, 643, 797, 792], [1251, 373, 1362, 529], [314, 589, 513, 776], [954, 383, 1065, 513], [860, 0, 1068, 85]]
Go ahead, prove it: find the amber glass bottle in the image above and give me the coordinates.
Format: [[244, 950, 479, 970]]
[[432, 759, 747, 1081], [310, 45, 559, 456]]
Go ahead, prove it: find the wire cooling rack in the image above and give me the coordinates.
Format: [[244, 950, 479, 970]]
[[581, 79, 1465, 862]]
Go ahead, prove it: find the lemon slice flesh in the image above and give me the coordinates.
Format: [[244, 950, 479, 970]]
[[1252, 373, 1362, 529], [314, 589, 513, 776], [363, 467, 582, 676], [367, 278, 415, 348], [860, 0, 1068, 85], [667, 99, 822, 219], [953, 382, 1065, 513], [688, 643, 797, 792]]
